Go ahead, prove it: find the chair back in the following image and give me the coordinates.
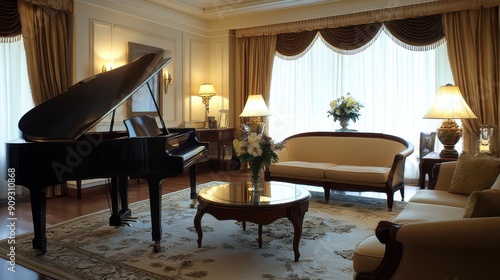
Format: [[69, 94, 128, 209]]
[[419, 132, 436, 160]]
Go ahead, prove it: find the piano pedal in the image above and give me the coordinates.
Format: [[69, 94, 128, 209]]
[[121, 222, 132, 227], [124, 216, 138, 222]]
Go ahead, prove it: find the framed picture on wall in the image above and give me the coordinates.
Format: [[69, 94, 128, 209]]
[[127, 42, 163, 116]]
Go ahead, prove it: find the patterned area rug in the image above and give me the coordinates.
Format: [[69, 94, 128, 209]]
[[0, 182, 405, 280]]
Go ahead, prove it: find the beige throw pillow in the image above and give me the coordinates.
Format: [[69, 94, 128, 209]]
[[448, 153, 500, 195], [463, 189, 500, 218]]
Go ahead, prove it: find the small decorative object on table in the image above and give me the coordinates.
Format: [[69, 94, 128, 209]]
[[327, 93, 363, 132], [479, 124, 497, 155], [233, 132, 284, 192]]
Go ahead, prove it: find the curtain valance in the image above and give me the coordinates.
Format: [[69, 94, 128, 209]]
[[236, 0, 499, 38], [0, 0, 73, 42], [276, 14, 445, 57], [384, 14, 445, 51], [0, 0, 22, 40]]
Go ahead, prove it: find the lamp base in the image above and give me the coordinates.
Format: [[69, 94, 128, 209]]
[[244, 117, 265, 134], [439, 147, 459, 158], [437, 119, 462, 158], [245, 122, 265, 134]]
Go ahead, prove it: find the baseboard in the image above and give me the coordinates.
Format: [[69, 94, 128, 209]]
[[66, 179, 110, 199], [66, 184, 109, 199]]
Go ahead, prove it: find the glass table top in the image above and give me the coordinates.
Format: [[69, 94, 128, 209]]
[[197, 181, 311, 206]]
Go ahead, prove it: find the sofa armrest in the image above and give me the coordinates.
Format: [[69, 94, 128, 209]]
[[429, 161, 457, 190], [356, 218, 500, 280], [275, 147, 289, 162], [394, 218, 500, 279], [387, 143, 414, 188]]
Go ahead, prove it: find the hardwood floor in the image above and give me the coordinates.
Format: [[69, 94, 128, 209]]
[[0, 168, 418, 279]]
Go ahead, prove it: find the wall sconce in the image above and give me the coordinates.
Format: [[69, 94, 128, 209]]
[[198, 83, 216, 129], [423, 84, 477, 158], [240, 94, 271, 134], [163, 71, 172, 94]]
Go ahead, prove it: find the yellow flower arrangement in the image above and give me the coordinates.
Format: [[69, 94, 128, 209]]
[[327, 93, 363, 123]]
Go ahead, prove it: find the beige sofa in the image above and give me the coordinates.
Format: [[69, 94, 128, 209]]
[[265, 132, 414, 210], [353, 154, 500, 280]]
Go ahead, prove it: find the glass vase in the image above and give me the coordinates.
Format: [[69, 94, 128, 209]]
[[337, 117, 350, 132], [249, 162, 264, 192]]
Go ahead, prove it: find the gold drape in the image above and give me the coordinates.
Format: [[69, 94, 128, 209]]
[[18, 0, 73, 105], [443, 7, 499, 155], [235, 35, 277, 135]]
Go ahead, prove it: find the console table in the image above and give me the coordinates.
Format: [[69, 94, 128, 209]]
[[418, 152, 457, 189], [196, 128, 236, 170]]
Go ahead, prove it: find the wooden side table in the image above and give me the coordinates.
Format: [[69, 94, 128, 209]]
[[418, 152, 457, 189], [196, 128, 236, 170]]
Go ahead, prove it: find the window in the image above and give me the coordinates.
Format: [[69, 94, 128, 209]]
[[268, 32, 453, 179], [0, 38, 33, 197]]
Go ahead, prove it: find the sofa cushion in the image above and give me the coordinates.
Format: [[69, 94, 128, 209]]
[[463, 189, 500, 218], [448, 153, 500, 195], [490, 174, 500, 189], [269, 161, 335, 178], [392, 202, 465, 224], [408, 190, 469, 208], [353, 235, 385, 274], [325, 165, 390, 183]]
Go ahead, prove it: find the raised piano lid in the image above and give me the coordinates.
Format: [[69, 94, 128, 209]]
[[18, 51, 172, 142]]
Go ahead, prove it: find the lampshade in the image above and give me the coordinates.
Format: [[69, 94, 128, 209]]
[[239, 95, 271, 117], [198, 83, 216, 97], [423, 84, 477, 119], [423, 84, 477, 158]]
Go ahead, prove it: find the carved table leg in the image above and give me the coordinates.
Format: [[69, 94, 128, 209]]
[[289, 201, 309, 261], [194, 200, 205, 247]]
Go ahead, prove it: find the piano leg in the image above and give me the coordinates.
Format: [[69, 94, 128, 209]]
[[29, 186, 48, 255], [189, 164, 198, 208], [109, 177, 132, 227], [109, 177, 119, 226], [147, 177, 163, 253], [118, 176, 130, 216]]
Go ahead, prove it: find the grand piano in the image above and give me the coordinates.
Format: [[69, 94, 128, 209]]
[[5, 51, 208, 254]]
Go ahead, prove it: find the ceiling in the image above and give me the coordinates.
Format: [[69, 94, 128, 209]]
[[82, 0, 439, 32], [144, 0, 438, 23], [146, 0, 337, 21]]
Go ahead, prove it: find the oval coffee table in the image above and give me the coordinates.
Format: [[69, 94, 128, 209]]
[[194, 181, 311, 261]]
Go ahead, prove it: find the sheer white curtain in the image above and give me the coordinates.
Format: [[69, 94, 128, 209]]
[[268, 31, 454, 179], [0, 38, 33, 198]]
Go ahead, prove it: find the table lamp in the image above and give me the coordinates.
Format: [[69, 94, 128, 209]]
[[240, 94, 271, 134], [423, 84, 477, 158], [198, 83, 216, 128]]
